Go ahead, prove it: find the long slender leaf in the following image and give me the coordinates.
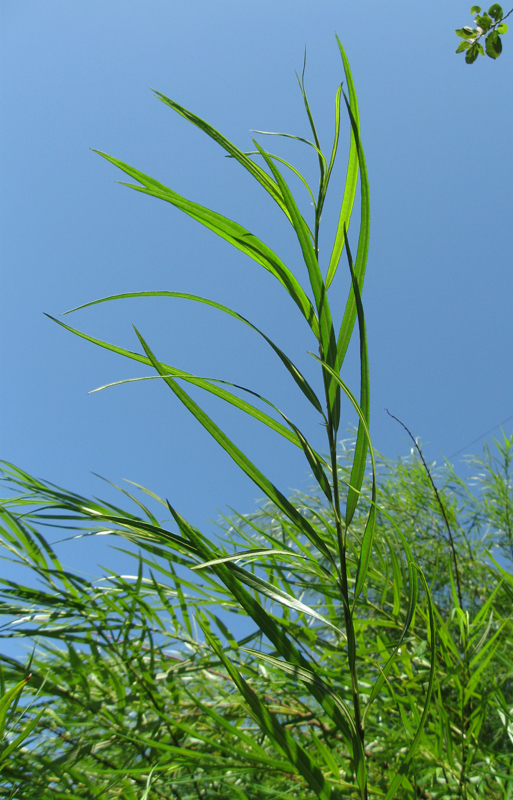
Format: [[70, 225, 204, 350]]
[[326, 41, 360, 289], [134, 326, 336, 561], [200, 618, 335, 800], [383, 566, 436, 800], [335, 45, 370, 372], [343, 228, 370, 529], [94, 149, 320, 336], [152, 90, 293, 222], [47, 313, 327, 460], [64, 290, 324, 414]]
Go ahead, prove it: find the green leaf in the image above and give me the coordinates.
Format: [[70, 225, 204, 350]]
[[383, 566, 436, 800], [466, 41, 482, 62], [456, 41, 472, 52], [296, 51, 326, 196], [455, 27, 476, 39], [244, 147, 317, 212], [64, 290, 324, 416], [470, 5, 482, 13], [167, 504, 354, 747], [497, 22, 508, 33], [251, 141, 337, 374], [227, 562, 345, 637], [486, 29, 503, 56], [134, 327, 336, 561], [308, 352, 377, 603], [0, 676, 30, 737], [0, 709, 45, 768], [335, 91, 371, 377], [93, 150, 320, 338], [488, 3, 503, 21], [152, 90, 293, 224], [48, 313, 329, 468], [242, 649, 362, 757], [476, 13, 493, 31], [343, 228, 370, 529], [326, 43, 360, 289], [200, 620, 335, 800]]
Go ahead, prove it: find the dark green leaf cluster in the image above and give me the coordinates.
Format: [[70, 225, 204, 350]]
[[455, 4, 510, 63]]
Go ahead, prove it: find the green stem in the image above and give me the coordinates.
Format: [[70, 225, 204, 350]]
[[326, 419, 367, 799]]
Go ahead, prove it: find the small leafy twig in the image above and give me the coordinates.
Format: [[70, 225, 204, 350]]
[[455, 4, 511, 63], [386, 410, 464, 609]]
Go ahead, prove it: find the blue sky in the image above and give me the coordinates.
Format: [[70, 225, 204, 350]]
[[2, 1, 513, 581]]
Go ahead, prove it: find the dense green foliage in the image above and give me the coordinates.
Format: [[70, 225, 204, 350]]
[[0, 438, 512, 798]]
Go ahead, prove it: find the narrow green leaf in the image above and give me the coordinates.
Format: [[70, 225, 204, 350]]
[[134, 327, 335, 561], [46, 313, 323, 456], [243, 649, 357, 740], [167, 506, 353, 742], [321, 83, 342, 215], [64, 290, 324, 415], [93, 150, 319, 336], [252, 129, 326, 168], [335, 91, 370, 374], [249, 142, 339, 425], [200, 620, 335, 800], [363, 527, 420, 719], [152, 90, 293, 221], [245, 148, 317, 212], [190, 547, 307, 570], [383, 566, 436, 800], [326, 41, 360, 288], [0, 709, 44, 767], [251, 143, 329, 324], [227, 562, 346, 638], [309, 354, 377, 602], [343, 228, 370, 528], [296, 52, 326, 191], [0, 676, 30, 736]]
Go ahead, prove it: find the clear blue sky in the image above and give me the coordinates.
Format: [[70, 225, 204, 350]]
[[2, 1, 512, 580]]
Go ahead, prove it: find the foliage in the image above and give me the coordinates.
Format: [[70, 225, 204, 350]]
[[455, 4, 511, 63], [0, 672, 44, 775], [0, 438, 512, 799], [1, 36, 512, 800]]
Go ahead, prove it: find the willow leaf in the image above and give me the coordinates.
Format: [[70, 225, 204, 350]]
[[200, 619, 335, 800], [326, 41, 360, 288], [93, 150, 319, 337], [152, 90, 292, 222], [344, 228, 370, 529], [45, 314, 321, 455], [335, 90, 370, 373], [383, 566, 435, 800], [64, 290, 324, 416], [167, 505, 355, 743], [134, 327, 334, 560]]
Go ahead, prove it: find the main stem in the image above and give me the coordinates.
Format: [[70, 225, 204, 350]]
[[327, 418, 366, 798]]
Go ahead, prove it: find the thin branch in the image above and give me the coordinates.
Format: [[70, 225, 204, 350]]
[[386, 410, 464, 608]]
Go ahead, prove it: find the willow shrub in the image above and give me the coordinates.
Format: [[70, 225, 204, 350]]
[[1, 38, 512, 799], [2, 443, 513, 799]]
